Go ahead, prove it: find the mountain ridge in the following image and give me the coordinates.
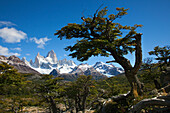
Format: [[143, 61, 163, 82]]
[[22, 50, 124, 77], [0, 55, 40, 74]]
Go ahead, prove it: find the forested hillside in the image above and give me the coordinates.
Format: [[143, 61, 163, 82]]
[[0, 55, 169, 112]]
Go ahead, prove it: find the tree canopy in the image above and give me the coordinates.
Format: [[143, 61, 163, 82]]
[[55, 7, 143, 95], [55, 7, 142, 64], [149, 46, 170, 66]]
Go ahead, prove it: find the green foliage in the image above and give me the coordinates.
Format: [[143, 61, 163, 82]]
[[0, 62, 27, 96], [0, 62, 37, 112], [96, 75, 130, 98], [34, 75, 65, 108], [0, 62, 161, 112], [55, 6, 144, 97], [140, 58, 161, 83], [64, 75, 98, 112], [149, 45, 170, 66], [55, 7, 142, 61]]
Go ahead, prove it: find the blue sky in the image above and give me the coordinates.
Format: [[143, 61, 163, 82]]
[[0, 0, 169, 67]]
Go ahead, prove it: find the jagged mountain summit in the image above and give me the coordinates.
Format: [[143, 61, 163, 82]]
[[23, 50, 77, 74], [22, 50, 124, 77], [0, 50, 123, 79], [46, 50, 58, 64]]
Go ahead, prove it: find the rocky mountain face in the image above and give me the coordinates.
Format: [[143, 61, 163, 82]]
[[23, 50, 76, 74], [22, 50, 124, 79], [0, 49, 124, 81], [46, 50, 58, 64], [50, 63, 108, 81], [93, 62, 124, 77], [0, 55, 40, 74]]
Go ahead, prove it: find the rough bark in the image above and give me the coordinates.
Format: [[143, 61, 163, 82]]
[[82, 94, 87, 113], [125, 72, 144, 95], [82, 86, 89, 113], [133, 33, 143, 73], [49, 96, 58, 113], [75, 96, 79, 113], [127, 33, 143, 95]]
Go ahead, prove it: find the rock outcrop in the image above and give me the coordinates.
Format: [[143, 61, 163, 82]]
[[0, 55, 40, 74]]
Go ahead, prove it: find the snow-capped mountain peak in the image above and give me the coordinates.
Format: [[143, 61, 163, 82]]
[[46, 50, 58, 64], [37, 52, 40, 57], [93, 61, 113, 68], [93, 61, 124, 77], [23, 50, 77, 74], [46, 50, 55, 57], [22, 51, 124, 77], [77, 63, 92, 72]]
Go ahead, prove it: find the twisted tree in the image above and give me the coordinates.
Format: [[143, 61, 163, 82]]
[[149, 46, 170, 66], [55, 7, 143, 95]]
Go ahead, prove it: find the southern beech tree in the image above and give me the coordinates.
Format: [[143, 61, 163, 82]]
[[149, 46, 170, 66], [140, 58, 161, 89], [0, 62, 28, 112], [55, 7, 143, 95], [65, 75, 97, 113], [35, 75, 64, 113]]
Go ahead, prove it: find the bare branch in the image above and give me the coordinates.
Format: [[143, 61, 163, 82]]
[[94, 4, 104, 16], [106, 60, 117, 63]]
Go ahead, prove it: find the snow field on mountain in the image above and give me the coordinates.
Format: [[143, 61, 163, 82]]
[[22, 50, 124, 77]]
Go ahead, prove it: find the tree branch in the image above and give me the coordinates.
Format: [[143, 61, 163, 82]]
[[106, 60, 117, 63], [111, 91, 131, 101], [133, 33, 143, 73]]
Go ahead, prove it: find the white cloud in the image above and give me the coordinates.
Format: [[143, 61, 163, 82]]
[[0, 45, 20, 56], [11, 47, 22, 51], [30, 37, 51, 49], [0, 21, 16, 27], [0, 27, 27, 43], [26, 53, 30, 56], [64, 54, 67, 57]]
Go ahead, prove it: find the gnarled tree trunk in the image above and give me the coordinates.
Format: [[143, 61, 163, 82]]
[[49, 96, 58, 113], [112, 33, 144, 96], [125, 71, 144, 96]]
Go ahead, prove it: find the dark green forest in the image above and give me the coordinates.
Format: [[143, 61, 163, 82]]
[[0, 51, 169, 113]]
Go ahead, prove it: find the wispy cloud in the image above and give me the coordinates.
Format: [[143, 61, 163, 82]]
[[0, 21, 16, 27], [0, 27, 27, 43], [26, 53, 30, 56], [0, 45, 20, 56], [10, 47, 22, 51], [30, 37, 51, 49]]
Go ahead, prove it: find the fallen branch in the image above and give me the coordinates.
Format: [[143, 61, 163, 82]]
[[101, 91, 131, 113], [129, 95, 170, 113], [111, 91, 131, 101]]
